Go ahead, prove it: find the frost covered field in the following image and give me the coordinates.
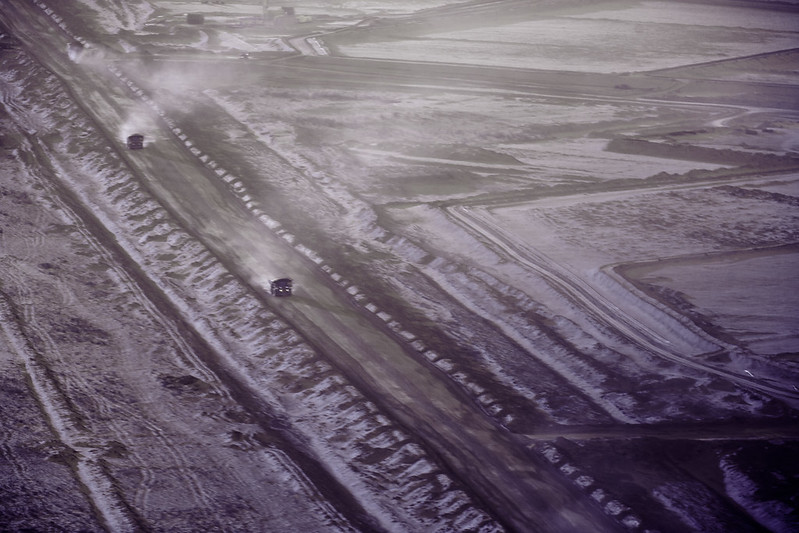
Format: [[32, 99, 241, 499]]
[[2, 0, 799, 532], [334, 1, 799, 72]]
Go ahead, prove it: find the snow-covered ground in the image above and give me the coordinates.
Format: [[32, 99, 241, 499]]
[[333, 1, 799, 72], [2, 0, 799, 531]]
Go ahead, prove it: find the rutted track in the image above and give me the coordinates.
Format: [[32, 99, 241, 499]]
[[0, 292, 136, 531], [0, 66, 361, 531], [446, 204, 799, 407]]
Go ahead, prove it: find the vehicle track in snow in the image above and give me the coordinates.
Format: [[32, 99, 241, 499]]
[[0, 109, 142, 531], [1, 138, 273, 530], [445, 203, 799, 407], [0, 285, 138, 532], [49, 158, 228, 520]]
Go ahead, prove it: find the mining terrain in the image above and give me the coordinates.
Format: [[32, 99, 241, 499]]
[[1, 0, 798, 531]]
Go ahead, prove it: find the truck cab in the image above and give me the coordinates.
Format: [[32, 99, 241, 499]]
[[127, 133, 144, 150], [270, 278, 293, 297]]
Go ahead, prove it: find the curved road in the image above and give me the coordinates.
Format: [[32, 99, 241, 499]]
[[447, 204, 799, 407]]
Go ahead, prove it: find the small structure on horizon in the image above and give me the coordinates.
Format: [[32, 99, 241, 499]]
[[127, 134, 144, 150], [263, 6, 298, 27]]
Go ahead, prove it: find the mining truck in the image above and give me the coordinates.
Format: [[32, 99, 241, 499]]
[[270, 278, 293, 297], [127, 133, 144, 149]]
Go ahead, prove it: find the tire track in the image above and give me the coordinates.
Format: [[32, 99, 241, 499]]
[[0, 288, 136, 532], [2, 124, 353, 530], [18, 141, 232, 529], [447, 204, 799, 406], [0, 106, 234, 528], [2, 25, 495, 532]]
